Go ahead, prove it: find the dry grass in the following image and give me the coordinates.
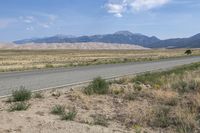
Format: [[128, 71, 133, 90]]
[[0, 62, 200, 132], [0, 49, 200, 72]]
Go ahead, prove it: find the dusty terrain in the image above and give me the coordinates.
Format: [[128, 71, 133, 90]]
[[0, 42, 147, 50], [0, 62, 200, 133], [0, 85, 159, 133], [0, 48, 199, 72]]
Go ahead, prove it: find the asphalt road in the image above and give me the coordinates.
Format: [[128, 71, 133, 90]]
[[0, 56, 200, 96]]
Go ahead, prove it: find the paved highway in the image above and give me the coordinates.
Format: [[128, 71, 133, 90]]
[[0, 56, 200, 96]]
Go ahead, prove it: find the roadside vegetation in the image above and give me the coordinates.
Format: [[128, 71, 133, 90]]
[[1, 62, 200, 132], [51, 105, 66, 115], [84, 77, 109, 95], [51, 105, 77, 121], [6, 87, 44, 112], [0, 49, 200, 72], [82, 62, 200, 132], [9, 102, 30, 112], [11, 87, 32, 102]]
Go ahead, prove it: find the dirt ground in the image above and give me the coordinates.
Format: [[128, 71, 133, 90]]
[[0, 84, 160, 133]]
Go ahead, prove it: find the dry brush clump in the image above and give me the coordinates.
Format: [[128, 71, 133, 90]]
[[50, 105, 77, 121], [51, 105, 66, 115], [11, 86, 32, 102], [8, 102, 30, 112], [6, 87, 32, 111], [84, 77, 109, 95], [61, 108, 77, 121]]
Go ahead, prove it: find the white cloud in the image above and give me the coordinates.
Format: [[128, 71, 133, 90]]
[[26, 26, 34, 31], [131, 0, 170, 11], [20, 13, 57, 30], [105, 0, 170, 17], [106, 3, 124, 17], [20, 16, 35, 23]]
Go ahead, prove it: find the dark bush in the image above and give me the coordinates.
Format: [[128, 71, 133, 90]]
[[84, 77, 109, 95], [12, 87, 32, 102], [51, 105, 65, 115]]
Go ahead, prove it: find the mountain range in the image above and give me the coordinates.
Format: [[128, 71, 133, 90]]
[[14, 31, 200, 48]]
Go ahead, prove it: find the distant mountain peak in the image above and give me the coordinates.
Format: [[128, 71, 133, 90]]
[[54, 34, 76, 38], [114, 31, 134, 36], [191, 33, 200, 39]]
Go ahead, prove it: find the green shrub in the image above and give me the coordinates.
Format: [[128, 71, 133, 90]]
[[51, 105, 65, 115], [61, 108, 77, 121], [9, 102, 29, 111], [133, 83, 142, 91], [12, 87, 32, 102], [84, 77, 109, 95]]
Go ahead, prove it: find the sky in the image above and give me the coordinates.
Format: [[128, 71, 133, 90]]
[[0, 0, 200, 42]]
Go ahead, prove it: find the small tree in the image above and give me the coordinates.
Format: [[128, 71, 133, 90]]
[[185, 50, 192, 55]]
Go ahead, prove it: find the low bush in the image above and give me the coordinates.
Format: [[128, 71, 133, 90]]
[[133, 83, 142, 91], [61, 108, 77, 121], [51, 105, 65, 115], [84, 77, 109, 95], [9, 102, 30, 111], [12, 87, 32, 102], [110, 87, 124, 95]]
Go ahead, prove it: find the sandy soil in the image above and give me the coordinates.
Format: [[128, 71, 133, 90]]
[[0, 84, 159, 133], [0, 42, 147, 50]]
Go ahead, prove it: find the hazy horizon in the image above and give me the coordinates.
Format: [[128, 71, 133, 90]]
[[0, 0, 200, 41]]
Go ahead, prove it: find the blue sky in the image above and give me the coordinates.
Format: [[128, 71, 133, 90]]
[[0, 0, 200, 41]]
